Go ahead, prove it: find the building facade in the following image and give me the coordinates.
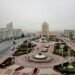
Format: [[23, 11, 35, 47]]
[[42, 22, 49, 37], [64, 30, 75, 39], [35, 22, 59, 38], [0, 22, 22, 40]]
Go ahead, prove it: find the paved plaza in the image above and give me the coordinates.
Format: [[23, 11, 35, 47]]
[[0, 37, 75, 75], [14, 42, 67, 68]]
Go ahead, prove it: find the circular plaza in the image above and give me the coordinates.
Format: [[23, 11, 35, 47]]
[[15, 39, 67, 68], [28, 53, 54, 63]]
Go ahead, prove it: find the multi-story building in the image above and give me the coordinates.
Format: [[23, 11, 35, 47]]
[[64, 30, 72, 38], [64, 30, 75, 39], [0, 22, 22, 40], [35, 22, 59, 38], [42, 22, 49, 37]]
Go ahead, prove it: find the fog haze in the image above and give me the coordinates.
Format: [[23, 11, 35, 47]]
[[0, 0, 75, 32]]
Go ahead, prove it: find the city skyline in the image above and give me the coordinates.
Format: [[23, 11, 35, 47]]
[[0, 0, 75, 32]]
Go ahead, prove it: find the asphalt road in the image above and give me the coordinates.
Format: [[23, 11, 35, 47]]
[[0, 36, 35, 57]]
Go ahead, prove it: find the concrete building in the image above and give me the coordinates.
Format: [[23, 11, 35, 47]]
[[64, 30, 75, 39], [42, 22, 49, 37], [35, 22, 59, 38], [0, 22, 22, 40]]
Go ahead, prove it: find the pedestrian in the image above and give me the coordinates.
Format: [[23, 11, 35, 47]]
[[25, 56, 26, 61]]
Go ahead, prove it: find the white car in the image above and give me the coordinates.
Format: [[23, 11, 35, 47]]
[[11, 46, 15, 50]]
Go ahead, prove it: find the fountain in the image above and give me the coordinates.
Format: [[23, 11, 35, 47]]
[[34, 53, 46, 59], [28, 53, 53, 63]]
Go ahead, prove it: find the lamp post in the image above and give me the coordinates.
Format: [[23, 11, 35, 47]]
[[60, 45, 64, 67], [26, 40, 28, 54], [27, 40, 29, 54], [67, 48, 73, 69], [30, 42, 32, 50], [58, 43, 60, 54], [10, 51, 12, 57], [29, 40, 32, 49], [10, 51, 15, 64]]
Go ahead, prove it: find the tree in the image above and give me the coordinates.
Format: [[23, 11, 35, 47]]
[[21, 33, 25, 37], [63, 45, 68, 52], [28, 43, 32, 48], [69, 32, 73, 40], [54, 43, 60, 49]]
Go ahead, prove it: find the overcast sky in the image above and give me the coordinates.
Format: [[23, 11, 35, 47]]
[[0, 0, 75, 32]]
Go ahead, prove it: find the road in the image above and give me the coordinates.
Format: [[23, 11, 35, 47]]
[[0, 36, 35, 64], [0, 36, 35, 56]]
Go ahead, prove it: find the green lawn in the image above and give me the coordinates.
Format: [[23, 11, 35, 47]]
[[53, 48, 75, 57], [0, 57, 13, 68], [13, 40, 34, 56], [13, 48, 31, 56], [54, 62, 75, 74]]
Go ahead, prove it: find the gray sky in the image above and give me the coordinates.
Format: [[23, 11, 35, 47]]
[[0, 0, 75, 32]]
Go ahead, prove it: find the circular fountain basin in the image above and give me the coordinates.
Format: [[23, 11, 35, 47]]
[[28, 54, 54, 63], [34, 54, 46, 59]]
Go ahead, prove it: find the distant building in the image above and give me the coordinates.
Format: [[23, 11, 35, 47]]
[[64, 30, 75, 39], [0, 22, 22, 40], [35, 22, 60, 38], [42, 22, 49, 37]]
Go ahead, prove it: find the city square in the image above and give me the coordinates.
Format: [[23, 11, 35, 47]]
[[0, 0, 75, 75], [0, 22, 75, 75]]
